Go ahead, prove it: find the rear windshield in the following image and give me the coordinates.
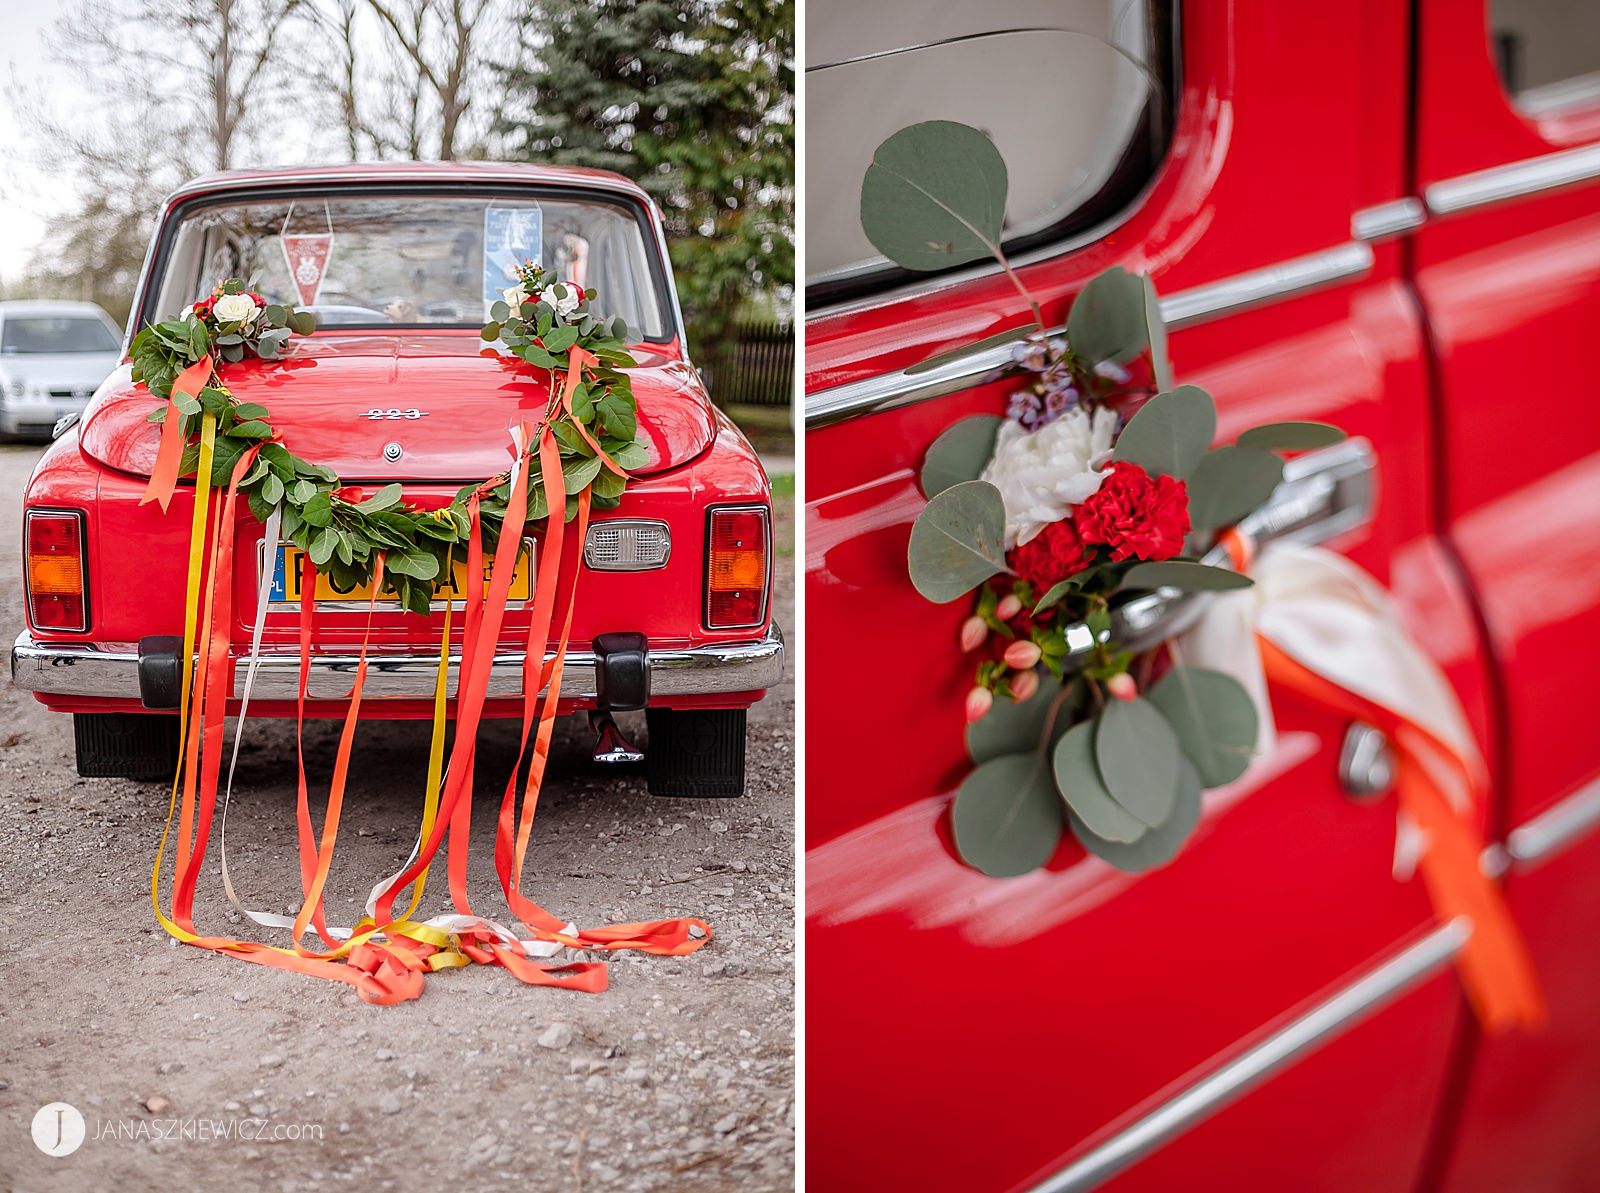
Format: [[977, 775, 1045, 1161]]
[[1, 316, 119, 354], [147, 191, 674, 341]]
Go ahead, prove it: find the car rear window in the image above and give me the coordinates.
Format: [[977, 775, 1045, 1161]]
[[147, 191, 674, 341], [805, 0, 1175, 305], [1, 317, 119, 355]]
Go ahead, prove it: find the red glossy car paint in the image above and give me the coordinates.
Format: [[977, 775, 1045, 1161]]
[[16, 164, 777, 732], [805, 1, 1599, 1190]]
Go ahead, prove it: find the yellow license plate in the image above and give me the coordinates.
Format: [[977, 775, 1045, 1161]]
[[269, 542, 533, 604]]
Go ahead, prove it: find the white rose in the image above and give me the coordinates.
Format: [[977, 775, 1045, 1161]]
[[538, 283, 581, 319], [213, 293, 258, 324], [501, 283, 528, 310], [980, 406, 1119, 548]]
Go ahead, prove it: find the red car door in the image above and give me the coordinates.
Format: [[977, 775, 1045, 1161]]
[[1408, 2, 1600, 1189], [805, 2, 1496, 1189]]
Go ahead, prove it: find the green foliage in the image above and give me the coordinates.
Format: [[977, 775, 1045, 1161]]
[[1067, 266, 1149, 366], [950, 752, 1065, 877], [920, 415, 1001, 498], [1112, 385, 1217, 480], [860, 121, 1007, 271], [131, 275, 645, 616], [1184, 444, 1285, 532], [906, 481, 1010, 603]]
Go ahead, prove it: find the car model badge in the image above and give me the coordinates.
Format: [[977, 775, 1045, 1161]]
[[383, 442, 403, 462]]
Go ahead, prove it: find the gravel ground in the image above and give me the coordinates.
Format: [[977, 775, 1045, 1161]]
[[0, 443, 795, 1191]]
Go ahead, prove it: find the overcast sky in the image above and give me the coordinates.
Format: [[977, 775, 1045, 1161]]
[[0, 0, 71, 283]]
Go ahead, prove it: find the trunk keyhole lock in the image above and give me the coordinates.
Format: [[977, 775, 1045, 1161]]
[[383, 442, 403, 462]]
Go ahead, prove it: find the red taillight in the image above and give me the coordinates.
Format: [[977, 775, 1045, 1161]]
[[705, 506, 769, 629], [26, 510, 88, 631]]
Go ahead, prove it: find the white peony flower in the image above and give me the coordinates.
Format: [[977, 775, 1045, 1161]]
[[212, 293, 258, 324], [501, 283, 529, 311], [538, 282, 582, 319], [980, 406, 1119, 548]]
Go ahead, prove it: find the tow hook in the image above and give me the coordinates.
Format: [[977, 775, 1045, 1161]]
[[590, 710, 644, 764]]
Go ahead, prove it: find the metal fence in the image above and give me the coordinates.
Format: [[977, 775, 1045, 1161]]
[[702, 321, 794, 407]]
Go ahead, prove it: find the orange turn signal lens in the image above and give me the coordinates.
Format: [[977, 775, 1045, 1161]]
[[705, 506, 769, 629], [26, 510, 87, 631]]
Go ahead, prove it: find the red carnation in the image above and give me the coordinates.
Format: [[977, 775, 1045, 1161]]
[[1006, 517, 1092, 590], [1074, 461, 1190, 562]]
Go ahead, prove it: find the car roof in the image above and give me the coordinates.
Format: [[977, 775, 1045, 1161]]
[[164, 161, 654, 207], [0, 300, 117, 321]]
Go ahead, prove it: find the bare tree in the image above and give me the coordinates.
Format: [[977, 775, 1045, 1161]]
[[363, 0, 492, 160], [6, 0, 311, 312]]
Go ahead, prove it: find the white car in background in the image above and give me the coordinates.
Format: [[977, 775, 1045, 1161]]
[[0, 301, 122, 440]]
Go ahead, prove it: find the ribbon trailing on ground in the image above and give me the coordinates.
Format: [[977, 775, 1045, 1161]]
[[1183, 538, 1544, 1033], [147, 346, 710, 1004]]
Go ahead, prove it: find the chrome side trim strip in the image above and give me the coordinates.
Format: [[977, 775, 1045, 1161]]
[[1506, 775, 1600, 868], [1352, 198, 1426, 242], [805, 242, 1374, 429], [1028, 920, 1471, 1193], [1425, 142, 1600, 216], [1159, 242, 1373, 329]]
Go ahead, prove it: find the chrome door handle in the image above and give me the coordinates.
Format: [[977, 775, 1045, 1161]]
[[1056, 437, 1377, 668]]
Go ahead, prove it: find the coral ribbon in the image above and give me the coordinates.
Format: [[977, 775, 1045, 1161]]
[[141, 357, 214, 513], [1207, 535, 1544, 1033], [150, 345, 709, 1004], [1256, 637, 1545, 1033]]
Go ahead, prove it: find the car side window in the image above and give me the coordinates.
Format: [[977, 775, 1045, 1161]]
[[1490, 0, 1600, 115], [805, 0, 1174, 304]]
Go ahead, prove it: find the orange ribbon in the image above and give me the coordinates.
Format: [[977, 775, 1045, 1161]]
[[142, 357, 215, 513], [1214, 531, 1542, 1032]]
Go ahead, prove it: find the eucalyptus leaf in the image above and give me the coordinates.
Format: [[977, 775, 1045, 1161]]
[[1121, 560, 1253, 592], [489, 300, 510, 322], [1069, 757, 1202, 873], [1185, 444, 1285, 531], [860, 120, 1007, 272], [1143, 274, 1173, 391], [1034, 575, 1087, 614], [966, 675, 1065, 763], [906, 480, 1010, 603], [950, 752, 1064, 877], [1112, 385, 1216, 479], [1147, 666, 1258, 788], [1095, 697, 1182, 827], [1235, 421, 1347, 451], [907, 325, 1037, 376], [1053, 720, 1147, 843], [287, 310, 316, 335], [921, 415, 1001, 498], [1068, 266, 1148, 366]]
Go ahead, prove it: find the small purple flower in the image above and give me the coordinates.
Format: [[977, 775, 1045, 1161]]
[[1007, 390, 1045, 429], [1012, 340, 1050, 372]]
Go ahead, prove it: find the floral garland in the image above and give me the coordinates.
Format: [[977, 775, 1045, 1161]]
[[862, 121, 1347, 878], [131, 266, 646, 615]]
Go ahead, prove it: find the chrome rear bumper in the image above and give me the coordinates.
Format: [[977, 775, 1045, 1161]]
[[11, 625, 784, 704]]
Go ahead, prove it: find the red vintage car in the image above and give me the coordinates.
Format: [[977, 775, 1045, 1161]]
[[13, 162, 781, 797], [806, 0, 1600, 1189]]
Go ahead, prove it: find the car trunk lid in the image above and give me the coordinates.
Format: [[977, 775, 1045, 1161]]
[[78, 332, 714, 482]]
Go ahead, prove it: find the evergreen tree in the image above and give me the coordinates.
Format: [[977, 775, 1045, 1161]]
[[497, 0, 793, 354]]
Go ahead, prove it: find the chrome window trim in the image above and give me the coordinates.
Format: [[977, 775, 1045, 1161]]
[[1026, 920, 1472, 1193], [1515, 70, 1600, 119], [806, 241, 1374, 429], [1425, 141, 1600, 216]]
